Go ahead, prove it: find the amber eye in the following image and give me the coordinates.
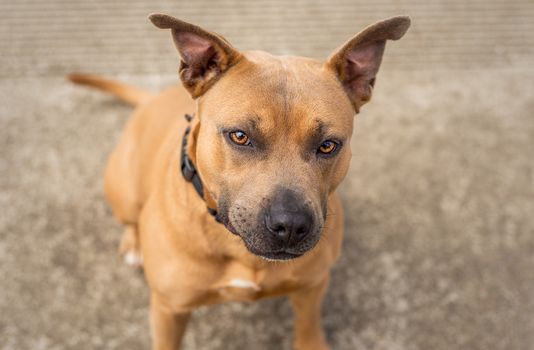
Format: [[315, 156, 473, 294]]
[[318, 140, 338, 155], [229, 130, 250, 146]]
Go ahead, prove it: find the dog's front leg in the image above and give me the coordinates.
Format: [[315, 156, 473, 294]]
[[150, 293, 191, 350], [289, 275, 331, 350]]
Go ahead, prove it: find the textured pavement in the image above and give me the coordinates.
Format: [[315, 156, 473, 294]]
[[2, 1, 534, 349]]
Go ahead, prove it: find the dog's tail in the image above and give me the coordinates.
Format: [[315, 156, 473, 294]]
[[67, 73, 154, 106]]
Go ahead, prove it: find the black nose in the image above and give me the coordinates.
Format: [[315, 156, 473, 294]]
[[265, 190, 313, 245]]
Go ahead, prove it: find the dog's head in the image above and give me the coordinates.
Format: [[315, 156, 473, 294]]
[[150, 14, 410, 260]]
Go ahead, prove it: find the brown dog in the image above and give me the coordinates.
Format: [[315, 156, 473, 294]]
[[70, 13, 410, 350]]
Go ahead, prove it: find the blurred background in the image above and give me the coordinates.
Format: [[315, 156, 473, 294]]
[[1, 0, 533, 349]]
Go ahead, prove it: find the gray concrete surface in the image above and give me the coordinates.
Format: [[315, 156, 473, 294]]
[[2, 1, 534, 349]]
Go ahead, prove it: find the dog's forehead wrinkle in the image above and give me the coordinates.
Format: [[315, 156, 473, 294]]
[[278, 57, 291, 124], [313, 119, 328, 138], [238, 116, 262, 133]]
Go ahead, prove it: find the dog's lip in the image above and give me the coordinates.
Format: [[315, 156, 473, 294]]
[[219, 216, 239, 236], [258, 250, 303, 261], [245, 244, 304, 261]]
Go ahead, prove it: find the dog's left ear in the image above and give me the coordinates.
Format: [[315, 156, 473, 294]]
[[326, 16, 411, 112], [149, 13, 242, 98]]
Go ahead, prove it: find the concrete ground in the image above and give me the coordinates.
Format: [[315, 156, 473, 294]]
[[1, 1, 534, 349]]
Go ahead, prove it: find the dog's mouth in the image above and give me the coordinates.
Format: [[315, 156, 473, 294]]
[[217, 213, 240, 236], [218, 216, 305, 261], [257, 251, 303, 261], [245, 245, 304, 261]]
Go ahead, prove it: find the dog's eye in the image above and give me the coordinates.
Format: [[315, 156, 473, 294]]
[[229, 130, 251, 146], [317, 140, 339, 155]]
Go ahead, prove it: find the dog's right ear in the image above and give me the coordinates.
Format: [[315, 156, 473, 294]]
[[149, 13, 242, 98]]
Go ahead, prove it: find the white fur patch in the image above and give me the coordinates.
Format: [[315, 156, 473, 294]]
[[124, 251, 143, 267], [228, 278, 260, 291]]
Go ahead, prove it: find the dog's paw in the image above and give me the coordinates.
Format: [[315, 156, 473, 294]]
[[123, 250, 143, 268], [118, 225, 143, 269], [294, 343, 330, 350], [294, 337, 331, 350]]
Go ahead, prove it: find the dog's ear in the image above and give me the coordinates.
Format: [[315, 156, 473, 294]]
[[149, 13, 242, 98], [326, 16, 410, 112]]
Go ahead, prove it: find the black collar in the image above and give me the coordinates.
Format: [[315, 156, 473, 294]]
[[180, 114, 220, 222]]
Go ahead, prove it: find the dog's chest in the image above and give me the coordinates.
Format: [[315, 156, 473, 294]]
[[208, 261, 301, 302]]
